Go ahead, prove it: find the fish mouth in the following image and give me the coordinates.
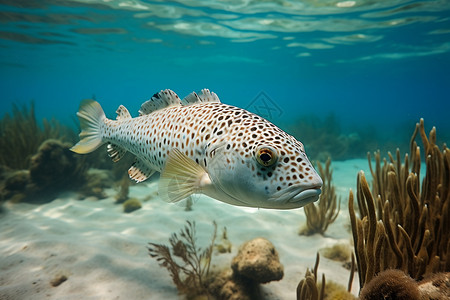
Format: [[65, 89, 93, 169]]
[[210, 179, 322, 209], [268, 185, 322, 209], [287, 186, 321, 204]]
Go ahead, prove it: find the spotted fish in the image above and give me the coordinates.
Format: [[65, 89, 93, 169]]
[[71, 89, 322, 209]]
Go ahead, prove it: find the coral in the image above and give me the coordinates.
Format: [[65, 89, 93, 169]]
[[320, 243, 351, 263], [215, 226, 232, 254], [348, 119, 450, 290], [0, 164, 11, 181], [148, 220, 217, 299], [297, 253, 356, 300], [78, 168, 110, 199], [231, 237, 284, 284], [1, 170, 30, 203], [29, 139, 87, 190], [418, 272, 450, 300], [50, 274, 68, 287], [209, 237, 283, 299], [207, 269, 261, 300], [324, 281, 357, 300], [1, 139, 112, 203], [115, 175, 131, 203], [184, 196, 193, 211], [299, 158, 340, 236], [359, 269, 420, 300], [4, 170, 29, 192], [297, 253, 325, 300], [122, 198, 142, 213], [0, 101, 76, 170]]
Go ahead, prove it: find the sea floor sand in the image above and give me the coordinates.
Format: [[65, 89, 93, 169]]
[[0, 159, 371, 300]]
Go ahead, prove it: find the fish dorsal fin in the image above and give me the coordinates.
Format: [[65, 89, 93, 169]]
[[107, 143, 127, 162], [139, 89, 181, 116], [128, 159, 155, 183], [159, 148, 212, 203], [116, 105, 131, 121], [182, 89, 221, 105]]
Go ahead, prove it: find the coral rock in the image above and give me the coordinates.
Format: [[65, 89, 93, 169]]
[[2, 170, 31, 202], [29, 139, 85, 189], [208, 269, 260, 300], [4, 170, 29, 192], [123, 198, 142, 213], [418, 272, 450, 300], [359, 269, 420, 300], [231, 237, 283, 284]]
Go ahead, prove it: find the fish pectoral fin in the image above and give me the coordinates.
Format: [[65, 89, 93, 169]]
[[128, 159, 155, 183], [159, 148, 211, 203]]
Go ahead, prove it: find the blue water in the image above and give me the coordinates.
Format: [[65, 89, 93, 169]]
[[1, 0, 449, 147]]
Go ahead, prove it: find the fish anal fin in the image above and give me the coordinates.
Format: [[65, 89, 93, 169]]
[[116, 105, 131, 121], [139, 89, 181, 115], [182, 89, 221, 105], [159, 148, 211, 203], [107, 143, 127, 162], [128, 159, 155, 183]]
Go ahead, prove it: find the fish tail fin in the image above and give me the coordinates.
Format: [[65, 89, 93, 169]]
[[71, 99, 106, 154]]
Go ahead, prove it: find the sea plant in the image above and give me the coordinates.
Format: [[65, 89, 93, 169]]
[[299, 158, 340, 236], [148, 220, 217, 298], [348, 119, 450, 291]]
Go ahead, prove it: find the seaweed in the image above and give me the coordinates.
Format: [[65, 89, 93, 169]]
[[299, 158, 340, 236], [148, 220, 217, 299], [348, 119, 450, 291]]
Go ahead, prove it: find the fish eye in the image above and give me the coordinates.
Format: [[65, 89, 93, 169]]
[[255, 146, 278, 166]]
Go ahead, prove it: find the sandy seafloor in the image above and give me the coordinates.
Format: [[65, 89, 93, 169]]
[[0, 159, 372, 300]]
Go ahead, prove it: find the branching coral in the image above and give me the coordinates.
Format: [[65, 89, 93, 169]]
[[297, 253, 325, 300], [300, 158, 340, 236], [349, 119, 450, 291], [296, 253, 356, 300], [148, 220, 217, 298]]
